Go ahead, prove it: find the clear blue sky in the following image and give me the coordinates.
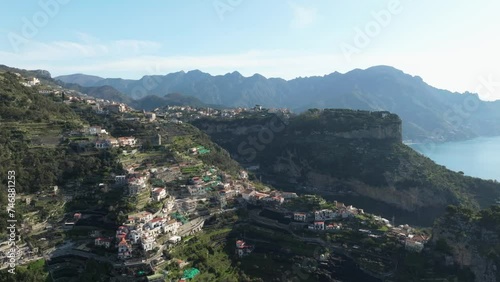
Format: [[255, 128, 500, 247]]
[[1, 0, 499, 100]]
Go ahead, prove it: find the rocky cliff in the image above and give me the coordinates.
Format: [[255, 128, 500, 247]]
[[432, 206, 500, 282], [192, 109, 500, 226]]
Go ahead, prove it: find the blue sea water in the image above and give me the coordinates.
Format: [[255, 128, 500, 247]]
[[409, 136, 500, 181]]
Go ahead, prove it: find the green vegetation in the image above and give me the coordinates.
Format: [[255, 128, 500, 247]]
[[167, 228, 240, 281], [420, 205, 500, 281], [283, 195, 324, 211], [395, 252, 475, 282], [0, 74, 125, 239], [169, 124, 241, 176], [0, 259, 50, 282], [0, 72, 80, 125], [294, 109, 401, 137]]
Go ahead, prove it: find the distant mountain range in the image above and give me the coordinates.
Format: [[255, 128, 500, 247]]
[[58, 80, 213, 111], [55, 66, 500, 142]]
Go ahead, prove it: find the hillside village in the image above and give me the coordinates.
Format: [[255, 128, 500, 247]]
[[1, 72, 433, 281]]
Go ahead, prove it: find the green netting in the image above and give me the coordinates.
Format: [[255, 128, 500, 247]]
[[182, 268, 200, 279], [171, 212, 188, 224], [198, 149, 210, 155]]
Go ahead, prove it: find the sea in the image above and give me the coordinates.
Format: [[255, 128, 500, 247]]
[[408, 135, 500, 181]]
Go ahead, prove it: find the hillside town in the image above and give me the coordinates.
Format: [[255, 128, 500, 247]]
[[1, 73, 430, 281]]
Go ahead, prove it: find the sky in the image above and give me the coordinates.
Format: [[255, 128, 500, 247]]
[[1, 0, 499, 100]]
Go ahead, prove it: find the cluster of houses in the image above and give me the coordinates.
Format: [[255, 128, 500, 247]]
[[83, 125, 138, 150], [290, 203, 429, 252], [93, 210, 182, 260], [20, 76, 40, 87], [290, 202, 363, 232], [240, 188, 298, 206], [65, 124, 140, 151], [389, 224, 429, 253], [154, 105, 291, 123], [15, 73, 41, 87], [82, 98, 129, 114]]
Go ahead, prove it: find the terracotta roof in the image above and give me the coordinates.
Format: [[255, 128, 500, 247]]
[[153, 187, 165, 193], [118, 237, 129, 246], [242, 189, 254, 195]]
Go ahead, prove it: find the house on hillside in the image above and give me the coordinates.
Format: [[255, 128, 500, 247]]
[[118, 136, 137, 147], [148, 217, 167, 229], [315, 209, 335, 221], [235, 240, 254, 258], [115, 175, 127, 185], [280, 192, 298, 200], [95, 139, 112, 149], [239, 170, 248, 180], [88, 126, 102, 135], [127, 211, 153, 224], [117, 237, 132, 259], [141, 236, 156, 251], [293, 212, 307, 222], [404, 234, 428, 253], [326, 223, 342, 231], [162, 219, 180, 235], [106, 103, 126, 113], [152, 187, 167, 201], [116, 226, 129, 241], [176, 198, 198, 212], [187, 185, 206, 196], [312, 221, 325, 230], [129, 230, 141, 244], [168, 236, 182, 244], [241, 189, 255, 201], [128, 176, 147, 195]]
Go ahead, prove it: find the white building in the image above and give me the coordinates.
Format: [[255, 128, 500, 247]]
[[168, 235, 181, 244], [162, 219, 180, 235], [293, 212, 307, 222], [241, 189, 256, 201], [129, 230, 141, 244], [314, 209, 336, 221], [127, 211, 153, 224], [313, 221, 325, 230], [187, 185, 206, 196], [118, 137, 137, 147], [152, 187, 167, 201], [88, 126, 102, 135], [141, 236, 156, 251], [239, 170, 248, 180]]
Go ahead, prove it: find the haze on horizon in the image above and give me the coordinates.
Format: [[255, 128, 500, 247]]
[[1, 0, 499, 100]]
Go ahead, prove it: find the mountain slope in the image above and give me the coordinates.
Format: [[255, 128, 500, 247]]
[[131, 93, 213, 111], [192, 109, 500, 226], [431, 206, 500, 282], [55, 73, 104, 86], [56, 66, 500, 142]]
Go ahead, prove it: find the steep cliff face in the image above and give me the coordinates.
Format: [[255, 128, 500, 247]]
[[192, 109, 500, 225], [432, 206, 500, 282], [196, 110, 402, 140]]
